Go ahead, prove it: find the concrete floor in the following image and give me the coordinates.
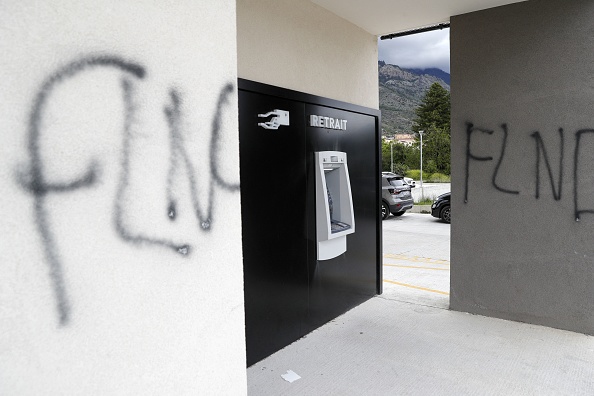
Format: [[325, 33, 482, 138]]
[[247, 214, 594, 395], [247, 297, 594, 395]]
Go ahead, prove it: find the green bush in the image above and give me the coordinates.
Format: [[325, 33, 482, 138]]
[[424, 159, 438, 174], [406, 169, 421, 180], [426, 173, 451, 183], [403, 170, 450, 183], [392, 163, 409, 176]]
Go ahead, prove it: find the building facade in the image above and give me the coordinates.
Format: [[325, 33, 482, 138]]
[[2, 0, 591, 394]]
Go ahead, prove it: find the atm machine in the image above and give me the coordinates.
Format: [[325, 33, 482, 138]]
[[315, 151, 355, 260]]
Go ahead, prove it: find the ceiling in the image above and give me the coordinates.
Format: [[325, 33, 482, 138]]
[[309, 0, 528, 36]]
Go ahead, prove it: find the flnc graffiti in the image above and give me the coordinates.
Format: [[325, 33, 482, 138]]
[[18, 55, 239, 326], [465, 122, 594, 221]]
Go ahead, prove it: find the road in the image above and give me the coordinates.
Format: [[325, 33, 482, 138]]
[[381, 212, 450, 309], [410, 182, 450, 202]]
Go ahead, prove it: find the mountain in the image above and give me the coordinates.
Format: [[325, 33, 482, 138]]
[[401, 67, 450, 85], [378, 61, 450, 137]]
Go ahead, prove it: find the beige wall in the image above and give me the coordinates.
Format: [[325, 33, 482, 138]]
[[237, 0, 379, 109]]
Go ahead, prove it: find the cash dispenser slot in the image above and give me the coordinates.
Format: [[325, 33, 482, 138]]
[[315, 151, 355, 260]]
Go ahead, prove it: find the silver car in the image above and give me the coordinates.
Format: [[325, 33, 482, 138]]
[[404, 177, 416, 188], [381, 173, 414, 220]]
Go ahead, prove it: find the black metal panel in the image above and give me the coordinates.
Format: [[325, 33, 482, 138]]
[[239, 90, 308, 366], [239, 80, 381, 366]]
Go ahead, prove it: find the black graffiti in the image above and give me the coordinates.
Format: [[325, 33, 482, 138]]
[[113, 79, 191, 256], [465, 123, 492, 203], [17, 56, 145, 326], [18, 55, 238, 326], [531, 129, 564, 200], [493, 124, 520, 196], [465, 122, 594, 222], [574, 129, 594, 221], [464, 123, 519, 203], [164, 84, 238, 231]]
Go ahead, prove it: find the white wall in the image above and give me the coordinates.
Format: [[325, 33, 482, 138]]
[[237, 0, 379, 109], [0, 1, 247, 394]]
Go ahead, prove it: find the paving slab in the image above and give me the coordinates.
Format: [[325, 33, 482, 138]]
[[248, 297, 594, 395]]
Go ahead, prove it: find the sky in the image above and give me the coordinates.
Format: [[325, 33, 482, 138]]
[[378, 28, 450, 73]]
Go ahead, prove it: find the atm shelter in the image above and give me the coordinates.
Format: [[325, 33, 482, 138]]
[[238, 79, 382, 365]]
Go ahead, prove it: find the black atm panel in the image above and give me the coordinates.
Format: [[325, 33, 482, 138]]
[[239, 90, 308, 366], [239, 79, 381, 366]]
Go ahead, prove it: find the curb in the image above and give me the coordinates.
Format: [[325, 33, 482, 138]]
[[409, 204, 432, 214]]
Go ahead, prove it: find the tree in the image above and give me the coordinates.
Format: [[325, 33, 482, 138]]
[[381, 139, 392, 172], [412, 82, 450, 135], [412, 83, 451, 175], [381, 139, 413, 175], [423, 126, 451, 175]]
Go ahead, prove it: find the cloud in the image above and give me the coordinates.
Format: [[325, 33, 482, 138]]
[[378, 28, 450, 73]]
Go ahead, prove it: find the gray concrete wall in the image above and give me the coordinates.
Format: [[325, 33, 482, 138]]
[[450, 0, 594, 335]]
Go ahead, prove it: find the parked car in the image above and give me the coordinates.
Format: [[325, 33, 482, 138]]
[[431, 192, 451, 223], [404, 177, 416, 188], [381, 172, 416, 188], [381, 173, 414, 220]]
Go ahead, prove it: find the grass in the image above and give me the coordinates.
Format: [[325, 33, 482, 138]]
[[415, 198, 434, 205]]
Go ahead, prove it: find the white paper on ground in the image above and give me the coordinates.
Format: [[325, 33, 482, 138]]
[[281, 370, 301, 383]]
